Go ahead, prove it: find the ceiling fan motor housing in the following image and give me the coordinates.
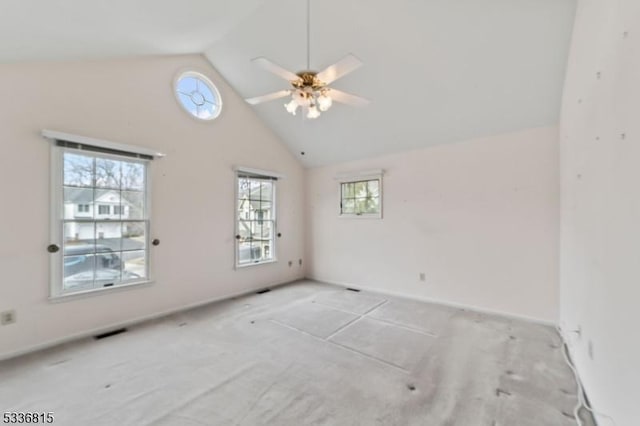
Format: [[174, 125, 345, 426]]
[[293, 71, 326, 90]]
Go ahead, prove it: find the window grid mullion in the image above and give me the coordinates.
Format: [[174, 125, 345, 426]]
[[58, 149, 149, 295]]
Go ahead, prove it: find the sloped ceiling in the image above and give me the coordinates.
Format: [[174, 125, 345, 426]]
[[205, 0, 577, 167], [0, 0, 265, 63], [0, 0, 576, 168]]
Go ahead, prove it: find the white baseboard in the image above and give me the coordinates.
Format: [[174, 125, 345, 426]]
[[0, 277, 302, 362], [307, 276, 557, 327]]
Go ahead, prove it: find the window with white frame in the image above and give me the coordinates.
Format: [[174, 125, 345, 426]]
[[50, 138, 153, 296], [339, 172, 383, 218], [236, 171, 277, 266]]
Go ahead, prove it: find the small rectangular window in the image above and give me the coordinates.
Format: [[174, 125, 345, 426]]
[[339, 175, 382, 218], [98, 205, 111, 215], [236, 171, 277, 267]]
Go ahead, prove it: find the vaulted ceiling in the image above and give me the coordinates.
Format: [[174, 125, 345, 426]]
[[0, 0, 576, 167], [0, 0, 265, 62]]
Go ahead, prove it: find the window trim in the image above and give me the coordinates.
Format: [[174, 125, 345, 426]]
[[42, 129, 165, 159], [336, 170, 384, 219], [234, 168, 279, 269], [48, 144, 154, 300]]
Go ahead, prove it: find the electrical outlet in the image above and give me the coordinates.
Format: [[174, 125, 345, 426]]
[[419, 272, 426, 282], [298, 259, 303, 266], [588, 340, 594, 360], [288, 260, 293, 267], [1, 310, 16, 325]]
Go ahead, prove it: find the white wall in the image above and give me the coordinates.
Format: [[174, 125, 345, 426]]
[[306, 127, 560, 322], [559, 1, 640, 424], [0, 55, 305, 359]]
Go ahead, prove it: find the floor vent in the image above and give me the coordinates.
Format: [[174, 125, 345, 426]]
[[256, 288, 271, 294], [94, 328, 127, 340], [346, 288, 361, 292]]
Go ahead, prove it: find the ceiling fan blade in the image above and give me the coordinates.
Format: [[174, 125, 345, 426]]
[[245, 90, 292, 105], [328, 89, 370, 107], [316, 54, 363, 85], [252, 57, 300, 82]]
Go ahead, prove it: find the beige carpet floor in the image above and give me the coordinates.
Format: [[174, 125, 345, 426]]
[[0, 281, 594, 426]]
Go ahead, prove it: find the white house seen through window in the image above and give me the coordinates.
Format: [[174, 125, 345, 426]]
[[236, 173, 276, 266], [58, 149, 149, 294]]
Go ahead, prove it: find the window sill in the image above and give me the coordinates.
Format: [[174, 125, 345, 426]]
[[235, 259, 277, 269], [49, 280, 154, 303], [339, 214, 382, 220]]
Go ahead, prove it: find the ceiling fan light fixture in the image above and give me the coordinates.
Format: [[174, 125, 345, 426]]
[[285, 99, 299, 115], [317, 94, 332, 112], [293, 89, 311, 107], [245, 0, 368, 118], [307, 105, 321, 119]]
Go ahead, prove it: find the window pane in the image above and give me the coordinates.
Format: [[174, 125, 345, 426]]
[[367, 180, 379, 197], [365, 197, 379, 213], [238, 199, 251, 220], [342, 199, 355, 214], [95, 158, 121, 189], [259, 201, 272, 218], [64, 187, 93, 220], [95, 247, 122, 287], [248, 220, 261, 241], [95, 189, 122, 219], [122, 222, 146, 251], [355, 198, 367, 213], [121, 162, 145, 191], [95, 220, 122, 251], [122, 250, 146, 281], [238, 242, 258, 264], [253, 221, 263, 243], [238, 220, 252, 239], [260, 181, 273, 201], [64, 222, 95, 254], [342, 183, 355, 198], [122, 191, 144, 220], [258, 240, 272, 261], [93, 266, 122, 288], [261, 221, 274, 241], [63, 255, 95, 291], [354, 182, 367, 197], [64, 153, 93, 187], [249, 180, 261, 199], [238, 178, 251, 199]]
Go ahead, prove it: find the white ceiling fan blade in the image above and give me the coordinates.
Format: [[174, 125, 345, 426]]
[[252, 57, 300, 82], [328, 89, 370, 107], [316, 54, 363, 85], [245, 90, 292, 105]]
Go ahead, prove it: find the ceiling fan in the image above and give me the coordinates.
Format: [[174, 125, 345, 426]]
[[245, 0, 369, 119]]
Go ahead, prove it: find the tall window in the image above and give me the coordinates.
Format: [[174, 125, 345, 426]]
[[236, 171, 277, 266], [54, 146, 150, 295], [340, 177, 382, 218]]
